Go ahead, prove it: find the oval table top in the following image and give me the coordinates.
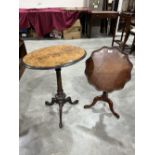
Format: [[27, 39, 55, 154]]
[[23, 44, 86, 70]]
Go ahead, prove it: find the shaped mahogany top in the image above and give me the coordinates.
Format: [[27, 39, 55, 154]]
[[85, 47, 133, 92], [23, 44, 86, 70]]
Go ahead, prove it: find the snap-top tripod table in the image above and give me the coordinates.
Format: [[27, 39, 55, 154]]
[[23, 45, 86, 128]]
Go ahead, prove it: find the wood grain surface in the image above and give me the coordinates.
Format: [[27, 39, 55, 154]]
[[23, 44, 86, 69]]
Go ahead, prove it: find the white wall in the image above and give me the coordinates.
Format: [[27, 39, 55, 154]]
[[20, 0, 85, 8], [122, 0, 129, 11], [116, 0, 124, 32]]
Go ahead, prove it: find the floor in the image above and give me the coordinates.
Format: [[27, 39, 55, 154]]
[[19, 37, 135, 155]]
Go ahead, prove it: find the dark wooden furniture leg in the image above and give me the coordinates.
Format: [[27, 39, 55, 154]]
[[121, 26, 131, 51], [88, 14, 92, 38], [19, 63, 26, 80], [45, 68, 78, 128], [80, 12, 85, 35], [84, 95, 103, 108], [100, 19, 108, 33], [112, 18, 118, 46], [19, 39, 27, 80], [102, 92, 120, 118], [84, 91, 120, 119], [80, 12, 88, 36], [85, 14, 88, 37]]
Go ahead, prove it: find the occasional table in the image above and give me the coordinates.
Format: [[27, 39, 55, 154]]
[[84, 47, 132, 118], [23, 45, 86, 128]]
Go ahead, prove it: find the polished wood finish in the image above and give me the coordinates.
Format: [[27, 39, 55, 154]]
[[23, 45, 86, 69], [45, 68, 78, 128], [23, 45, 86, 128], [85, 47, 132, 92], [84, 47, 132, 118], [87, 11, 119, 38], [84, 92, 120, 118]]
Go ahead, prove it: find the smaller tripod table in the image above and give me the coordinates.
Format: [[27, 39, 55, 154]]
[[84, 47, 132, 118], [23, 45, 86, 128]]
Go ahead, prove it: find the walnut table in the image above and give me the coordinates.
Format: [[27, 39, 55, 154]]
[[23, 45, 86, 128], [84, 47, 132, 118]]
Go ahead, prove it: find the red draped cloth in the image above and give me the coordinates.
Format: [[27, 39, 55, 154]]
[[19, 8, 80, 37]]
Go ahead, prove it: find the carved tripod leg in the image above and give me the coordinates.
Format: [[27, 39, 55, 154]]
[[45, 98, 57, 106], [84, 95, 103, 109], [65, 96, 78, 105], [59, 102, 63, 128], [102, 92, 120, 119]]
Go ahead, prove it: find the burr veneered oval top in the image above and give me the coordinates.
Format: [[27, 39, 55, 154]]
[[23, 44, 86, 69], [85, 47, 133, 92]]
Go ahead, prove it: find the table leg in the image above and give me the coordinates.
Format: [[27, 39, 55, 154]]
[[88, 15, 92, 38], [59, 102, 63, 128], [84, 95, 103, 108], [100, 19, 108, 34], [80, 12, 88, 36], [45, 68, 78, 128], [85, 14, 88, 37], [84, 91, 120, 119], [102, 92, 120, 119], [112, 18, 118, 47]]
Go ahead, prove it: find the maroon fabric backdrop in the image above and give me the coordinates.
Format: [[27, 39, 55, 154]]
[[19, 8, 80, 37]]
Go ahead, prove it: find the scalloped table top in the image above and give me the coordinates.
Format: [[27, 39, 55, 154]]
[[85, 47, 133, 92], [23, 44, 86, 69]]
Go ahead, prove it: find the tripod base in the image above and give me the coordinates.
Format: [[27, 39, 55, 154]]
[[84, 92, 120, 119], [45, 92, 78, 128]]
